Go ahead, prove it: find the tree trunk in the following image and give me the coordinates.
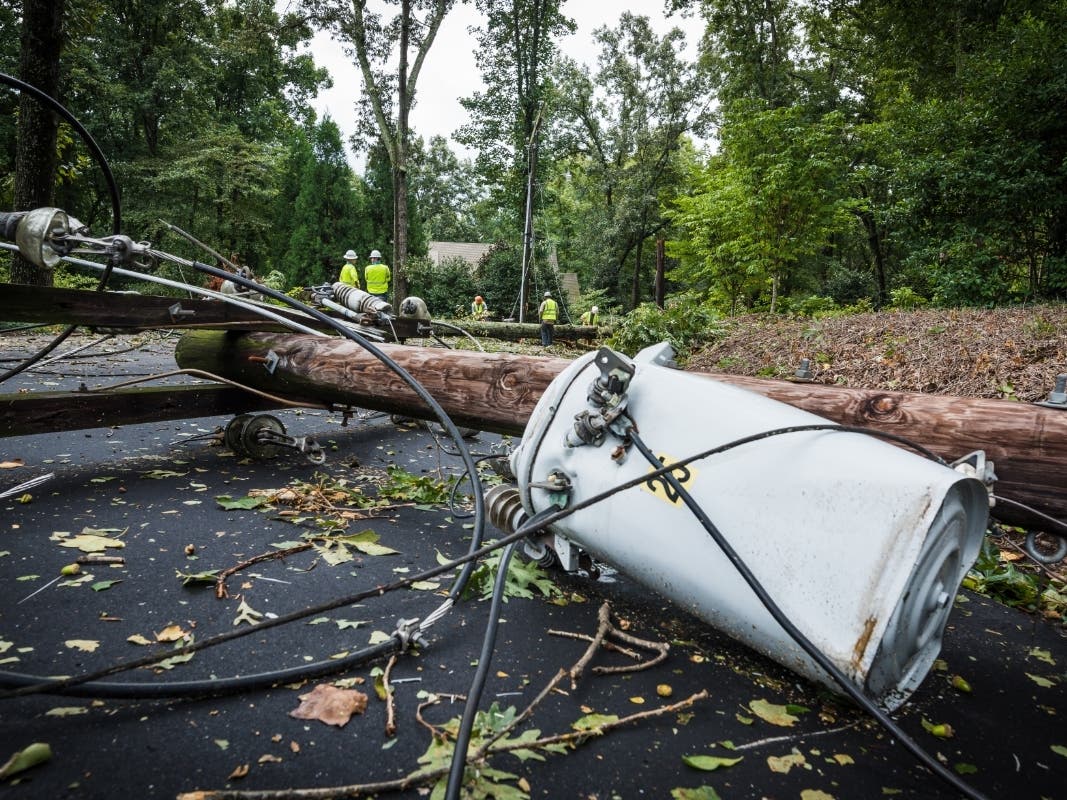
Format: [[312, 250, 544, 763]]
[[630, 235, 644, 309], [174, 330, 1067, 528], [393, 0, 411, 304], [654, 238, 665, 308], [12, 0, 66, 286]]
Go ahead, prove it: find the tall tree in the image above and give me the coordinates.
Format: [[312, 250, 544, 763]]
[[455, 0, 572, 317], [669, 104, 857, 313], [311, 0, 453, 304], [12, 0, 66, 285], [409, 134, 483, 242], [274, 117, 367, 287], [552, 12, 708, 308]]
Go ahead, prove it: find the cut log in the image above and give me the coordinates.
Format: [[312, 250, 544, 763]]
[[434, 319, 602, 342], [174, 330, 1067, 528]]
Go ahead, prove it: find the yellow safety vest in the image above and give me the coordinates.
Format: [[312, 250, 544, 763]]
[[540, 299, 558, 322], [339, 263, 360, 287], [365, 262, 390, 295]]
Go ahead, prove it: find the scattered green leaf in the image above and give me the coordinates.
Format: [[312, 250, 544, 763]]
[[0, 742, 52, 779], [749, 698, 799, 727], [682, 754, 743, 771]]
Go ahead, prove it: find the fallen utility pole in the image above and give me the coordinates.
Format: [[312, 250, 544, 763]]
[[175, 330, 1067, 528], [438, 319, 601, 343]]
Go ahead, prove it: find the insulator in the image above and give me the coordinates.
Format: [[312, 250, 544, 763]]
[[484, 484, 527, 534], [331, 282, 392, 315]]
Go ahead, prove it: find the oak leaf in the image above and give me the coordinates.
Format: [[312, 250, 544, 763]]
[[289, 683, 368, 727]]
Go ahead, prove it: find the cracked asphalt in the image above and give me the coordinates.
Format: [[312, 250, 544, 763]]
[[0, 332, 1064, 800]]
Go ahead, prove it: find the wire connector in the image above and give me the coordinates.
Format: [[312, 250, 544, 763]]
[[393, 617, 426, 652]]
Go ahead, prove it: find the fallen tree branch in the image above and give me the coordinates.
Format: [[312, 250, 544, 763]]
[[176, 603, 691, 800]]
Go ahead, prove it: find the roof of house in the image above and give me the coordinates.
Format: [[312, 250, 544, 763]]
[[427, 241, 494, 268]]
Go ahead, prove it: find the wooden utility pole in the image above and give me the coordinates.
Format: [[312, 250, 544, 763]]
[[12, 0, 66, 286], [175, 330, 1067, 527]]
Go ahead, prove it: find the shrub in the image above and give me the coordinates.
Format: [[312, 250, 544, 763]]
[[608, 294, 723, 362]]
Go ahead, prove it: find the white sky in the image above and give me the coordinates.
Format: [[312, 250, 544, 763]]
[[280, 1, 705, 165]]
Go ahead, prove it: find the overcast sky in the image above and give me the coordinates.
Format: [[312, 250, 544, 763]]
[[280, 1, 705, 164]]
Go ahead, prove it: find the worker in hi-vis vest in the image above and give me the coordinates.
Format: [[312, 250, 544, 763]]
[[538, 291, 558, 346], [339, 249, 360, 288], [364, 249, 391, 300]]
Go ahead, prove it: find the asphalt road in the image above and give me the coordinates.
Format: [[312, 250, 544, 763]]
[[0, 332, 1064, 800]]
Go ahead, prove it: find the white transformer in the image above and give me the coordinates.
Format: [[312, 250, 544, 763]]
[[509, 344, 989, 709]]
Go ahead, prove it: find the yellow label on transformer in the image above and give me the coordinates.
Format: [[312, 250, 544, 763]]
[[642, 453, 697, 506]]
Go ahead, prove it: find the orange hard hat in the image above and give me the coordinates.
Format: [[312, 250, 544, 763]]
[[475, 295, 483, 302]]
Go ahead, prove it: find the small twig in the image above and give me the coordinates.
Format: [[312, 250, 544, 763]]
[[547, 629, 642, 660], [728, 721, 861, 751], [569, 601, 612, 688], [382, 654, 398, 738], [415, 693, 465, 737], [214, 543, 313, 599], [488, 690, 710, 755]]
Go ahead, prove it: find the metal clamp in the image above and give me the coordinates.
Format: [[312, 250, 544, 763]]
[[1036, 374, 1067, 409], [168, 302, 196, 322], [393, 617, 425, 651]]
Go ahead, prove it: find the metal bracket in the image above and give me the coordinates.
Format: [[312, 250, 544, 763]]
[[263, 349, 279, 374], [1035, 374, 1067, 409], [393, 617, 425, 651], [794, 357, 814, 382], [168, 302, 196, 323]]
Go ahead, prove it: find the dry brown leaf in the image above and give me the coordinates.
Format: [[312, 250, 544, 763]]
[[0, 459, 24, 469], [289, 683, 369, 727], [155, 624, 187, 642], [228, 764, 250, 780]]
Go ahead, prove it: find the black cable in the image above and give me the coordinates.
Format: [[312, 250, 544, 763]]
[[0, 72, 121, 234], [444, 503, 562, 798], [0, 421, 966, 701], [0, 641, 398, 699], [186, 261, 488, 602], [445, 542, 519, 800], [0, 261, 487, 698], [0, 422, 932, 698], [624, 426, 989, 800], [0, 71, 122, 385]]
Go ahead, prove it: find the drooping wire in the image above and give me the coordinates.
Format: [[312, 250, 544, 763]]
[[623, 426, 989, 800], [444, 542, 519, 799], [0, 72, 122, 385]]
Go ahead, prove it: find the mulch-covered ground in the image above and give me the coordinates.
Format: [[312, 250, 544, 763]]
[[687, 306, 1067, 402]]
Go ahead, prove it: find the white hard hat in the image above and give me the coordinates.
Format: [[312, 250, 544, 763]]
[[370, 249, 382, 259], [544, 291, 551, 297], [591, 306, 598, 313], [344, 249, 357, 260]]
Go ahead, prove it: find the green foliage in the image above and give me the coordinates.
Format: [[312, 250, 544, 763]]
[[608, 295, 723, 361], [378, 465, 454, 506], [414, 700, 563, 800], [887, 286, 927, 310], [463, 548, 562, 602], [474, 242, 522, 319], [963, 537, 1041, 609], [273, 119, 368, 288], [404, 255, 478, 318]]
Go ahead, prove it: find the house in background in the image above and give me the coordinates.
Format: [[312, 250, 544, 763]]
[[427, 241, 494, 269]]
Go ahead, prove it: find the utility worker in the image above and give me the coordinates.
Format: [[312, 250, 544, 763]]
[[538, 291, 558, 346], [339, 249, 360, 288], [580, 305, 599, 326], [471, 295, 489, 319], [364, 249, 391, 300]]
